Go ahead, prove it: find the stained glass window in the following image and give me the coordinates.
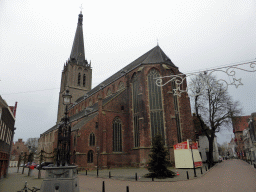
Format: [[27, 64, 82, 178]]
[[172, 81, 182, 143], [87, 150, 93, 163], [132, 74, 140, 147], [89, 133, 95, 146], [113, 117, 122, 152], [148, 69, 165, 143]]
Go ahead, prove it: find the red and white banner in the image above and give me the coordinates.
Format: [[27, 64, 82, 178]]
[[174, 141, 198, 150]]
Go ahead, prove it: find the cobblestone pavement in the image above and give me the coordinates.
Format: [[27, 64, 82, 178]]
[[79, 163, 209, 182], [1, 159, 255, 191]]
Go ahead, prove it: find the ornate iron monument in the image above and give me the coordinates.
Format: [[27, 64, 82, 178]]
[[56, 90, 72, 166], [41, 90, 79, 192]]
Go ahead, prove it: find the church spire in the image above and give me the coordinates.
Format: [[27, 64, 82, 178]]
[[70, 11, 87, 65]]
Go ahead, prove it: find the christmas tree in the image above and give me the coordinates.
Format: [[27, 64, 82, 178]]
[[145, 134, 175, 178]]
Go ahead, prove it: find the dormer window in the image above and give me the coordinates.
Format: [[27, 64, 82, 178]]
[[106, 88, 112, 97]]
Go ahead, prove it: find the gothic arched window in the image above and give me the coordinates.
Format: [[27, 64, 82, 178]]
[[87, 150, 93, 163], [89, 133, 95, 146], [78, 73, 81, 86], [83, 74, 86, 87], [113, 117, 122, 152], [147, 69, 165, 143], [132, 74, 140, 147], [172, 80, 181, 143]]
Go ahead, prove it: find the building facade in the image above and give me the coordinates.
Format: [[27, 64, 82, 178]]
[[0, 96, 16, 178], [38, 11, 196, 169], [227, 138, 237, 158], [232, 115, 251, 159], [9, 139, 29, 167]]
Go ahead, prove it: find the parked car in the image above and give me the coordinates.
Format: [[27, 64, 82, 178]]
[[25, 162, 31, 167], [31, 162, 38, 168], [36, 162, 54, 170]]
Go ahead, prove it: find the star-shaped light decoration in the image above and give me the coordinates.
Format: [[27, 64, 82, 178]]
[[173, 87, 182, 97], [231, 78, 243, 88]]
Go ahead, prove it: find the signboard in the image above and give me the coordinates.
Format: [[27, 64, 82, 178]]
[[174, 139, 202, 168]]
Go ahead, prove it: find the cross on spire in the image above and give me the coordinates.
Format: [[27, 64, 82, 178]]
[[80, 4, 83, 13]]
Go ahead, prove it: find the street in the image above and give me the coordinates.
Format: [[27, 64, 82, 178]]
[[1, 159, 256, 192]]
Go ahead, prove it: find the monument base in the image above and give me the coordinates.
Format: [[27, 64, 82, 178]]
[[40, 165, 79, 192]]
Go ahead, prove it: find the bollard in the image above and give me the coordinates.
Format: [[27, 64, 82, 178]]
[[126, 186, 129, 192], [22, 167, 24, 174], [187, 171, 189, 180], [205, 166, 207, 171], [86, 170, 87, 175], [201, 167, 203, 174], [194, 168, 197, 178], [152, 177, 154, 181], [102, 181, 105, 192], [109, 171, 111, 178], [135, 173, 137, 181]]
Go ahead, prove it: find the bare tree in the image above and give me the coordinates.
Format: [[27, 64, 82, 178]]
[[25, 138, 39, 153], [190, 73, 241, 166]]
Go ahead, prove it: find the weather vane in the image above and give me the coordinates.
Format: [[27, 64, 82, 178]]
[[80, 4, 83, 13]]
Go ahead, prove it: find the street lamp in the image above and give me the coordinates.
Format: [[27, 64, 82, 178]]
[[96, 146, 100, 177], [189, 139, 197, 177]]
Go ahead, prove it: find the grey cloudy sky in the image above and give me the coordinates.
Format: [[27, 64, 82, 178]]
[[0, 0, 255, 144]]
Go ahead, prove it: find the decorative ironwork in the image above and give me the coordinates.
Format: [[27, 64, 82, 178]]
[[56, 90, 72, 166], [155, 60, 256, 96], [56, 109, 71, 166]]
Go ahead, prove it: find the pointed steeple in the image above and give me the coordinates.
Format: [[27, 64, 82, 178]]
[[70, 11, 88, 66]]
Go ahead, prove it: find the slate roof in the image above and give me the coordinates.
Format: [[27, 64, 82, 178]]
[[72, 112, 98, 131], [69, 12, 88, 66], [232, 116, 250, 133], [75, 45, 176, 103], [41, 89, 125, 136]]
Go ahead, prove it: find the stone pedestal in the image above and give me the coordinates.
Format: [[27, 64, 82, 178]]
[[40, 165, 79, 192]]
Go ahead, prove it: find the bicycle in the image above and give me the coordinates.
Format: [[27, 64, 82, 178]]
[[17, 181, 40, 192]]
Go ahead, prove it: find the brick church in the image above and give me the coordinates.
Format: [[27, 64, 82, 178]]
[[38, 11, 196, 169]]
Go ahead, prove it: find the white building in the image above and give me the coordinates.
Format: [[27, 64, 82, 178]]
[[198, 136, 219, 163]]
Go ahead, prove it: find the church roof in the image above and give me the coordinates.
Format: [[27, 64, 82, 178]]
[[75, 45, 177, 103], [72, 112, 98, 131], [70, 12, 87, 65]]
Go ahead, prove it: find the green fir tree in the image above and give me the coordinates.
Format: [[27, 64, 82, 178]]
[[145, 134, 175, 178]]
